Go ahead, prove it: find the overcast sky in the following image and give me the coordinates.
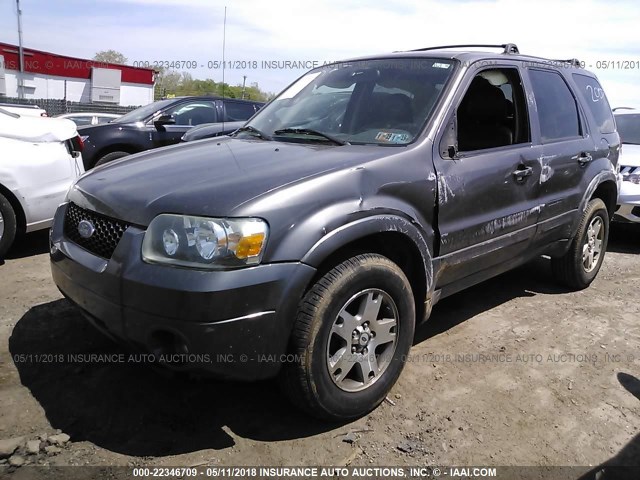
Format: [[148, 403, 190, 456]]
[[1, 0, 639, 105]]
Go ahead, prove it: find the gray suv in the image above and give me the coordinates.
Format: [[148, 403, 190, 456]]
[[50, 43, 619, 420]]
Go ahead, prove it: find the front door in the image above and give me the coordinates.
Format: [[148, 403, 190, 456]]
[[151, 100, 218, 148], [433, 65, 543, 287]]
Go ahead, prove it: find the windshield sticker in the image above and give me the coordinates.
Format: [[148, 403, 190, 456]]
[[375, 131, 411, 144], [433, 62, 451, 69]]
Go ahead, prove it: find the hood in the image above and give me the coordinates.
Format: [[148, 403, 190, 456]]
[[620, 144, 640, 167], [70, 137, 402, 226], [78, 121, 135, 135], [181, 121, 245, 142], [0, 113, 77, 143]]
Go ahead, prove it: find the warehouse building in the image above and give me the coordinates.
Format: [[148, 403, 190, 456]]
[[0, 42, 155, 106]]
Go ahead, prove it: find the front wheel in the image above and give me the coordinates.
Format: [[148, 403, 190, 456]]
[[0, 193, 18, 259], [552, 198, 609, 289], [281, 254, 415, 421]]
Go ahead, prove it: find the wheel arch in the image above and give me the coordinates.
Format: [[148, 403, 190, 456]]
[[590, 180, 617, 219], [91, 144, 140, 168], [301, 215, 434, 324], [580, 172, 618, 219], [0, 182, 26, 233]]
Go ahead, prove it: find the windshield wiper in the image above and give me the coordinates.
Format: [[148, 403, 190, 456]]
[[232, 125, 272, 140], [273, 128, 350, 146]]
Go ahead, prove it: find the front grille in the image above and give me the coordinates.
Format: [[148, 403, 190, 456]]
[[64, 203, 130, 258]]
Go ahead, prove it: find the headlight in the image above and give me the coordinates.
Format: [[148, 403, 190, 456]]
[[142, 214, 268, 269], [623, 173, 640, 184]]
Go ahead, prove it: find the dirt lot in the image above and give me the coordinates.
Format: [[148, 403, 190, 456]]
[[0, 225, 639, 479]]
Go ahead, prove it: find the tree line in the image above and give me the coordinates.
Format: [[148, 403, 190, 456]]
[[93, 50, 274, 102]]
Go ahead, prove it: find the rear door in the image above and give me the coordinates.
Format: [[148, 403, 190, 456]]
[[433, 64, 543, 287], [524, 68, 597, 244]]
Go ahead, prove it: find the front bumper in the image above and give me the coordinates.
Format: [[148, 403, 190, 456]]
[[614, 179, 640, 223], [49, 203, 316, 380]]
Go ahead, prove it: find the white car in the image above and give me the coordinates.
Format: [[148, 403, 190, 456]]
[[614, 108, 640, 223], [55, 112, 120, 127], [0, 102, 48, 117], [0, 108, 84, 257]]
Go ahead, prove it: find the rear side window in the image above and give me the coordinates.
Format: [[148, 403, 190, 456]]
[[529, 69, 581, 142], [615, 113, 640, 144], [224, 102, 256, 121], [69, 116, 93, 126], [572, 74, 615, 133]]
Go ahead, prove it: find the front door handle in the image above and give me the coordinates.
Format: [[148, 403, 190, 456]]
[[578, 152, 593, 167], [513, 166, 533, 182]]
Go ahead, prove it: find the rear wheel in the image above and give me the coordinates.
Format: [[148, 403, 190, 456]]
[[280, 253, 415, 421], [552, 198, 609, 289], [94, 151, 130, 168], [0, 193, 17, 259]]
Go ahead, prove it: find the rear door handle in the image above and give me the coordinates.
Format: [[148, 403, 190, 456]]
[[513, 166, 533, 182], [577, 152, 593, 166]]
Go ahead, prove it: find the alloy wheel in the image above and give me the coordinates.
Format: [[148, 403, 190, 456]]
[[326, 288, 399, 392], [582, 216, 604, 273]]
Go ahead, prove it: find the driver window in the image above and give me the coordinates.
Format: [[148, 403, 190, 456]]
[[457, 68, 530, 152], [167, 101, 217, 126]]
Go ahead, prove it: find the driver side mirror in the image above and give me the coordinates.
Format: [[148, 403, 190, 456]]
[[153, 113, 176, 131], [439, 115, 459, 159]]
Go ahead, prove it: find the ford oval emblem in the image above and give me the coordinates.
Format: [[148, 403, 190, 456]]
[[78, 219, 95, 239]]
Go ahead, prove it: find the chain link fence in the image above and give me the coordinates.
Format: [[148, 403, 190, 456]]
[[0, 97, 139, 116]]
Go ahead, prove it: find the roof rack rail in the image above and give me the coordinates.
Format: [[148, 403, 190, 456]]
[[612, 107, 636, 112], [408, 43, 519, 54], [550, 58, 582, 67]]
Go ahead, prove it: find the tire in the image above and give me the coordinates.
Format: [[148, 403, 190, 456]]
[[0, 193, 18, 259], [94, 151, 130, 168], [552, 198, 609, 290], [280, 253, 415, 421]]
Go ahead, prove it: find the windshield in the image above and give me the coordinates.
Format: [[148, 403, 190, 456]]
[[244, 58, 455, 145], [112, 98, 177, 124], [615, 114, 640, 145]]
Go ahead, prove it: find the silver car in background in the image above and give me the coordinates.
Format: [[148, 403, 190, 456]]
[[614, 108, 640, 223]]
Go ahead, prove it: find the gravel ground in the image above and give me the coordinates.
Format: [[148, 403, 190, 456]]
[[0, 225, 638, 479]]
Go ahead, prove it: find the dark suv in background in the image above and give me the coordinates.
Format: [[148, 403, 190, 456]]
[[51, 44, 619, 420], [78, 96, 263, 169]]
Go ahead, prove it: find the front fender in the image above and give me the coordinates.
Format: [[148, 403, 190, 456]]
[[299, 214, 434, 300]]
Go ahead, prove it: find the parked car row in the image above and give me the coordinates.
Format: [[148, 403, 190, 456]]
[[78, 96, 264, 169], [0, 108, 84, 257], [0, 102, 48, 117], [49, 44, 621, 420], [0, 95, 264, 258]]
